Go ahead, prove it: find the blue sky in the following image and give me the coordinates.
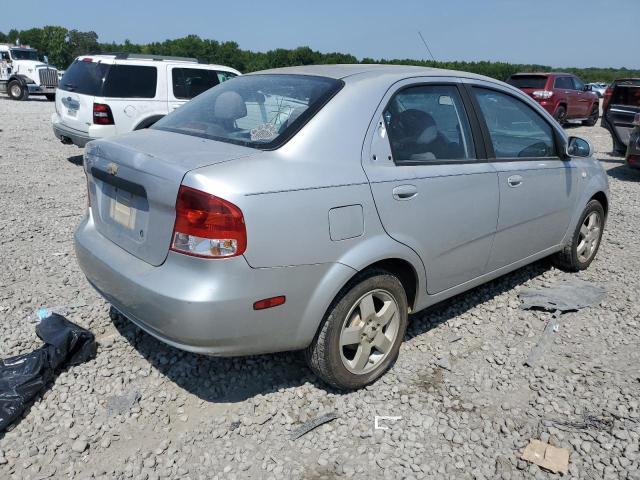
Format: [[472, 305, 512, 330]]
[[2, 0, 638, 68]]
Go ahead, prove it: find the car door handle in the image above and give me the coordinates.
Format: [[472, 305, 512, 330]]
[[507, 175, 523, 187], [392, 184, 418, 200]]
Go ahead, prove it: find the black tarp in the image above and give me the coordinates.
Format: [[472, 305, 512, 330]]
[[0, 314, 96, 431]]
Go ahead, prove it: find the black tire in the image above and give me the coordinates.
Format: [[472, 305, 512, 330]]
[[553, 105, 567, 125], [45, 93, 55, 101], [7, 80, 27, 100], [305, 269, 408, 390], [553, 199, 605, 272], [583, 104, 599, 126]]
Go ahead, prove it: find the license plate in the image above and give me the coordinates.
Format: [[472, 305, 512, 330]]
[[109, 190, 137, 229], [67, 108, 77, 117]]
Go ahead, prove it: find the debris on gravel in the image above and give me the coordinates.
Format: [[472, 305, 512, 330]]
[[1, 98, 639, 479]]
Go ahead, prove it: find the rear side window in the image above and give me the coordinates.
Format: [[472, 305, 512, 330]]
[[507, 75, 548, 89], [554, 76, 573, 89], [172, 68, 220, 99], [59, 60, 110, 95], [384, 85, 475, 163], [473, 88, 557, 159], [103, 65, 157, 98]]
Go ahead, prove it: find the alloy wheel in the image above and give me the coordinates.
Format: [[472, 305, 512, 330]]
[[577, 211, 602, 263], [339, 289, 400, 374]]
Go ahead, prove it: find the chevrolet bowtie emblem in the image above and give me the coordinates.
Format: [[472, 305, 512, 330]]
[[106, 162, 118, 176]]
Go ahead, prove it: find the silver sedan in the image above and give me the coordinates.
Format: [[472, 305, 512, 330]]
[[75, 65, 609, 389]]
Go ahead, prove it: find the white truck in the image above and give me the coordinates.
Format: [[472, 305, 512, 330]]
[[0, 43, 60, 101]]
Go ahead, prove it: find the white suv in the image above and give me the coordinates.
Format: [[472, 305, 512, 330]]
[[51, 53, 240, 147]]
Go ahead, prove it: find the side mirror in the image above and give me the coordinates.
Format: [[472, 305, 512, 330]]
[[566, 136, 592, 158]]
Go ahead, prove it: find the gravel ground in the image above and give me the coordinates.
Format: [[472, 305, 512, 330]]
[[1, 97, 639, 480]]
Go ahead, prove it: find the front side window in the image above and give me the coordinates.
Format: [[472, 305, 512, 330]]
[[383, 85, 475, 163], [153, 74, 343, 149], [10, 49, 39, 61], [103, 65, 157, 98], [172, 68, 220, 99], [572, 77, 585, 91], [473, 88, 557, 159]]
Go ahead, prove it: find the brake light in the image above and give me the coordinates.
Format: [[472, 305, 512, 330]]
[[532, 90, 553, 99], [171, 185, 247, 258], [81, 58, 93, 62], [93, 103, 114, 125], [603, 86, 613, 111]]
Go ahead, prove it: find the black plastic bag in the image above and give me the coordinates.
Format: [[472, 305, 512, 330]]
[[0, 314, 96, 431]]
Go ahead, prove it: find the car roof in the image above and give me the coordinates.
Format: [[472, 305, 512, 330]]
[[248, 64, 499, 83], [75, 54, 239, 72], [511, 72, 574, 77]]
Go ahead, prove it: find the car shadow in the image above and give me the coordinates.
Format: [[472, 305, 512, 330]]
[[111, 259, 552, 403], [404, 260, 550, 341], [67, 154, 83, 166], [605, 164, 640, 182]]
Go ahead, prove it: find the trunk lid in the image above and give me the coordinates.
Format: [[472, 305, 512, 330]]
[[85, 129, 257, 266]]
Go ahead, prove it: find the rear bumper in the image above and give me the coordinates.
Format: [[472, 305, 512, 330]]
[[75, 212, 352, 356], [51, 113, 116, 147]]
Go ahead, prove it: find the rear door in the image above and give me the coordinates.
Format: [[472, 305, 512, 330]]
[[167, 66, 221, 112], [605, 80, 640, 147], [468, 84, 579, 270], [57, 59, 111, 133], [364, 79, 499, 294], [554, 76, 579, 117]]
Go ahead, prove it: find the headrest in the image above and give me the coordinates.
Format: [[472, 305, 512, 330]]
[[396, 109, 438, 144], [214, 91, 247, 120]]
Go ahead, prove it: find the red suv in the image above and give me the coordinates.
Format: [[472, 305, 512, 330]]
[[507, 73, 600, 126]]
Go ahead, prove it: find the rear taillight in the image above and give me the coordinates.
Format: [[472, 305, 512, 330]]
[[603, 86, 613, 111], [532, 90, 553, 99], [171, 185, 247, 259], [93, 103, 114, 125], [633, 113, 640, 126]]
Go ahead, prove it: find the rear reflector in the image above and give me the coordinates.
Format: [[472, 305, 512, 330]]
[[93, 103, 114, 125], [253, 296, 286, 310], [171, 185, 247, 259]]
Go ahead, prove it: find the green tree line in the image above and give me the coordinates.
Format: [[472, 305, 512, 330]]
[[1, 26, 638, 83]]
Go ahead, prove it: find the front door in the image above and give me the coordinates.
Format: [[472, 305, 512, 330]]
[[364, 81, 499, 295], [469, 86, 579, 271], [571, 77, 591, 117]]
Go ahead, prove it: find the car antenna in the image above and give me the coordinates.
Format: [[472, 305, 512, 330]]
[[418, 31, 436, 62]]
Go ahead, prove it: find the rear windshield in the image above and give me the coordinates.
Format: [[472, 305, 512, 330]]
[[59, 60, 110, 95], [507, 75, 548, 89], [153, 74, 344, 149], [59, 60, 158, 98]]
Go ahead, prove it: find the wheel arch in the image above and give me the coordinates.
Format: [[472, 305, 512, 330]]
[[590, 191, 608, 217], [133, 114, 165, 130]]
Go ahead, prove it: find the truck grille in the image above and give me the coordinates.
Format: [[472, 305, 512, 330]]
[[38, 68, 59, 88]]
